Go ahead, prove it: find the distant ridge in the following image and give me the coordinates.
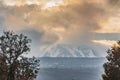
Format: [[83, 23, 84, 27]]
[[39, 44, 106, 57]]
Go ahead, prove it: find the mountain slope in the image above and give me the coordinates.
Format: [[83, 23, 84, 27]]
[[39, 44, 106, 57]]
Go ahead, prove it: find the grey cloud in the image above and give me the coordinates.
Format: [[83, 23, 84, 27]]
[[94, 33, 120, 40], [107, 0, 120, 6], [0, 0, 118, 45], [0, 0, 120, 57], [0, 16, 6, 31], [106, 0, 120, 12], [18, 29, 44, 46], [0, 16, 5, 27], [59, 2, 107, 44]]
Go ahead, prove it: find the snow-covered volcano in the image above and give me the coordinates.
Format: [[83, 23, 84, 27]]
[[39, 44, 106, 57]]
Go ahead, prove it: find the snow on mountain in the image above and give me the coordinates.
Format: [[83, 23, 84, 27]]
[[39, 44, 105, 57]]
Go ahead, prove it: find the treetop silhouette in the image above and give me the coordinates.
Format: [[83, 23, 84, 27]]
[[0, 31, 40, 80], [102, 41, 120, 80]]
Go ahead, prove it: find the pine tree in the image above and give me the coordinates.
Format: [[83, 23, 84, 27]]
[[102, 41, 120, 80], [0, 31, 40, 80]]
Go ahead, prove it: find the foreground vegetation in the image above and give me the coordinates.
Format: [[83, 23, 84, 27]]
[[0, 31, 40, 80], [102, 41, 120, 80]]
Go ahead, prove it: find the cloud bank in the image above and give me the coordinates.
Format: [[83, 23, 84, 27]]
[[0, 0, 120, 56]]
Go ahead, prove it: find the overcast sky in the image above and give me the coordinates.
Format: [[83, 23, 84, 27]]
[[0, 0, 120, 57]]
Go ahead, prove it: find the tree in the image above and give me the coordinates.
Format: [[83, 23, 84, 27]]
[[102, 41, 120, 80], [0, 31, 40, 80]]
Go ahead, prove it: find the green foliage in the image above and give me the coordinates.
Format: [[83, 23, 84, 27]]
[[0, 31, 40, 80], [102, 41, 120, 80]]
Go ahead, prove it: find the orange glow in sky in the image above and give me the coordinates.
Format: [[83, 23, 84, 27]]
[[93, 40, 117, 47]]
